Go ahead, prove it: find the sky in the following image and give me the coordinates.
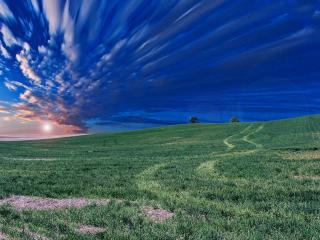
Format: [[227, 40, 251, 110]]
[[0, 0, 320, 136]]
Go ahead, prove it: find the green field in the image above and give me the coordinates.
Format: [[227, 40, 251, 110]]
[[0, 115, 320, 239]]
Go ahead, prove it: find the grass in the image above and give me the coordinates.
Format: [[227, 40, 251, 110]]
[[0, 115, 320, 239]]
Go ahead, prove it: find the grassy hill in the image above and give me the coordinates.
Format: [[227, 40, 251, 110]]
[[0, 115, 319, 239]]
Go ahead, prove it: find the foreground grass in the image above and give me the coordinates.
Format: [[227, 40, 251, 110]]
[[0, 115, 320, 239]]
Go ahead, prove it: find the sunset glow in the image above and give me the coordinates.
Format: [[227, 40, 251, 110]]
[[42, 123, 53, 134]]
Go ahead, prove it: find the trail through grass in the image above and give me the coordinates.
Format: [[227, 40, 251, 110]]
[[242, 124, 264, 149]]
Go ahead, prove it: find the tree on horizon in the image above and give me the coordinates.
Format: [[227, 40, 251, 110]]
[[189, 116, 199, 123], [231, 117, 240, 123]]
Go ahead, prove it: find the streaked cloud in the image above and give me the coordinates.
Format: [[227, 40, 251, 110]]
[[42, 0, 62, 35], [0, 43, 10, 58], [0, 107, 9, 113], [0, 0, 319, 134], [0, 24, 20, 47], [5, 80, 31, 91], [4, 81, 17, 91], [30, 0, 40, 14], [0, 0, 13, 19], [16, 51, 41, 85]]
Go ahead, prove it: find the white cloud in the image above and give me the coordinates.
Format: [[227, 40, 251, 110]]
[[60, 0, 79, 62], [0, 0, 14, 19], [4, 80, 31, 91], [23, 42, 31, 52], [4, 81, 17, 91], [20, 90, 32, 100], [0, 24, 21, 47], [55, 71, 70, 94], [78, 1, 94, 28], [31, 0, 40, 13], [38, 45, 47, 54], [289, 27, 314, 39], [61, 43, 78, 62], [42, 0, 79, 62], [0, 43, 11, 58], [42, 0, 62, 35], [96, 39, 127, 67], [176, 3, 202, 23], [19, 90, 39, 104], [46, 79, 55, 88], [28, 95, 38, 104], [16, 53, 41, 85], [11, 81, 31, 90]]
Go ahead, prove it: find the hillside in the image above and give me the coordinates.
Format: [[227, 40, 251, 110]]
[[0, 115, 319, 239]]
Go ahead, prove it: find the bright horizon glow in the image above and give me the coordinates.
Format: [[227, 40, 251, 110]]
[[42, 123, 53, 134]]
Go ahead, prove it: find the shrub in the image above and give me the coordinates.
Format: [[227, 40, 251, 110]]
[[230, 117, 240, 123], [189, 116, 199, 123]]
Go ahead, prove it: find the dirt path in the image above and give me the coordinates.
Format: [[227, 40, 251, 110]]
[[242, 124, 264, 149], [197, 149, 258, 176], [223, 137, 235, 149], [223, 126, 252, 150]]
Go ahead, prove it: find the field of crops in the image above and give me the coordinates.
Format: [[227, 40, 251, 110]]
[[0, 115, 319, 239]]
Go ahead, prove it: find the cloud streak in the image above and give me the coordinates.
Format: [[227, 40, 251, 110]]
[[0, 0, 319, 133], [0, 0, 13, 20]]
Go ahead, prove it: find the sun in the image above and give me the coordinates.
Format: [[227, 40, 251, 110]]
[[42, 123, 53, 133]]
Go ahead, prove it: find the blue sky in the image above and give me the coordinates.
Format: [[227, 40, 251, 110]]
[[0, 0, 320, 135]]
